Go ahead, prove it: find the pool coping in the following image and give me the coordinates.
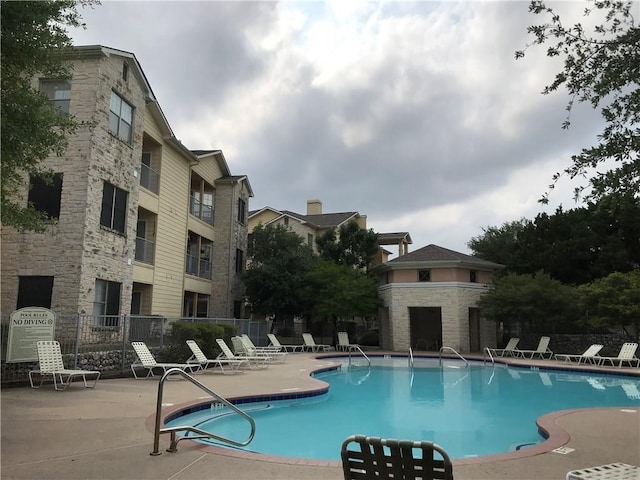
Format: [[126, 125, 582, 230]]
[[147, 354, 640, 467]]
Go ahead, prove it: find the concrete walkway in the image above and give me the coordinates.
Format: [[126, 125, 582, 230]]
[[1, 353, 639, 479]]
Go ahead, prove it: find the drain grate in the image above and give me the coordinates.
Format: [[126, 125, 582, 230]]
[[553, 446, 575, 455]]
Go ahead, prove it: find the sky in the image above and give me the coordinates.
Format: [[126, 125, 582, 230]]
[[68, 0, 607, 255]]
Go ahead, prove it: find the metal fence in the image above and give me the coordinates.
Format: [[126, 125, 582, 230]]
[[0, 314, 270, 385]]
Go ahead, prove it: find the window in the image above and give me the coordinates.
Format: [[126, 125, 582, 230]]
[[92, 279, 121, 326], [307, 233, 313, 247], [418, 269, 431, 282], [235, 249, 244, 273], [122, 62, 129, 81], [237, 198, 246, 224], [28, 173, 63, 219], [100, 182, 128, 234], [186, 233, 212, 279], [109, 91, 133, 143], [40, 79, 71, 113], [183, 292, 209, 318], [233, 300, 242, 319], [284, 217, 289, 226], [17, 276, 54, 309], [470, 270, 478, 283]]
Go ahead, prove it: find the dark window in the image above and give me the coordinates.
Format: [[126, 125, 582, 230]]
[[92, 279, 121, 326], [233, 300, 242, 319], [122, 62, 129, 81], [39, 79, 71, 113], [418, 269, 431, 282], [100, 182, 128, 234], [17, 276, 54, 309], [237, 198, 246, 224], [109, 91, 133, 143], [235, 249, 244, 273], [28, 173, 63, 219], [284, 217, 289, 226], [470, 270, 478, 283]]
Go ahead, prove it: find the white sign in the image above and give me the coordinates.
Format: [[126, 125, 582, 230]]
[[6, 307, 56, 363]]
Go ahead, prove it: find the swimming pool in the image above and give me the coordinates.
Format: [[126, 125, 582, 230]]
[[165, 357, 640, 460]]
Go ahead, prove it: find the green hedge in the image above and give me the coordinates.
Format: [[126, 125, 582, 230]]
[[161, 321, 237, 363]]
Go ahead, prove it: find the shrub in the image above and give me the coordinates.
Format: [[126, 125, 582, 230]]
[[358, 330, 379, 347], [161, 321, 234, 362]]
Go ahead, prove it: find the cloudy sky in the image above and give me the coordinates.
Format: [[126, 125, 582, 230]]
[[68, 0, 605, 255]]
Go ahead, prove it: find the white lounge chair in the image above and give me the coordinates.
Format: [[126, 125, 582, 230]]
[[597, 343, 640, 368], [302, 333, 331, 352], [186, 340, 246, 374], [337, 331, 359, 352], [241, 335, 287, 363], [29, 340, 100, 391], [514, 336, 553, 359], [217, 338, 268, 369], [487, 337, 520, 357], [130, 341, 200, 379], [554, 344, 603, 365], [267, 333, 304, 352]]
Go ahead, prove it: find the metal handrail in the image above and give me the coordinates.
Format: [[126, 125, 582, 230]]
[[439, 346, 469, 368], [409, 347, 414, 369], [483, 347, 495, 365], [151, 368, 256, 455], [347, 346, 371, 367]]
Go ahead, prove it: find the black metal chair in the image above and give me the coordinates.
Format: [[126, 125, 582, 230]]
[[341, 435, 453, 480]]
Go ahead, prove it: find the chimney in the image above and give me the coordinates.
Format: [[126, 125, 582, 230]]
[[307, 199, 322, 215]]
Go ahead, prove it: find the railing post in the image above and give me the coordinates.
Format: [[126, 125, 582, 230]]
[[73, 314, 81, 369], [121, 315, 128, 375]]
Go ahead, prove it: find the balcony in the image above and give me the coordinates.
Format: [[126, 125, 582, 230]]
[[186, 254, 212, 279], [189, 194, 214, 226], [140, 163, 160, 194], [135, 237, 155, 265]]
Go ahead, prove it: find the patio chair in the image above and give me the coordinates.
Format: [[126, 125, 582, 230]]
[[554, 344, 603, 365], [267, 333, 304, 352], [217, 338, 268, 369], [514, 336, 553, 359], [597, 343, 640, 368], [29, 340, 100, 391], [186, 340, 246, 374], [337, 331, 360, 352], [486, 337, 520, 357], [341, 434, 453, 480], [130, 341, 200, 379], [302, 333, 332, 352], [241, 335, 288, 363], [566, 462, 639, 480]]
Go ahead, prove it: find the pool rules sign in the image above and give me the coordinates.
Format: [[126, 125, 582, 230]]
[[6, 307, 56, 362]]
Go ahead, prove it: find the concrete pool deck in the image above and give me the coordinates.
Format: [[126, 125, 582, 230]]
[[1, 352, 639, 480]]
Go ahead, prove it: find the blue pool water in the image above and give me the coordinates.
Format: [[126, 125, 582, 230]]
[[166, 357, 640, 460]]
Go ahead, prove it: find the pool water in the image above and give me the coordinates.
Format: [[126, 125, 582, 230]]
[[166, 358, 640, 460]]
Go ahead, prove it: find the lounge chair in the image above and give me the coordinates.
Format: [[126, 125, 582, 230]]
[[217, 338, 268, 369], [241, 335, 288, 363], [130, 341, 200, 379], [514, 336, 553, 359], [597, 343, 640, 368], [186, 340, 246, 374], [554, 344, 603, 365], [337, 331, 359, 352], [232, 336, 277, 364], [267, 333, 304, 352], [566, 462, 639, 480], [29, 340, 100, 391], [341, 434, 453, 480], [486, 337, 520, 357], [302, 333, 332, 352]]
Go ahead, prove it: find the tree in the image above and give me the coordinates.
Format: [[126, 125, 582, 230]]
[[478, 271, 582, 334], [298, 258, 379, 336], [516, 0, 639, 203], [316, 220, 380, 270], [1, 1, 94, 231], [578, 270, 640, 340], [467, 219, 529, 268], [244, 224, 313, 324]]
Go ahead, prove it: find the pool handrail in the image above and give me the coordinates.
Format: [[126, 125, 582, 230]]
[[347, 345, 371, 367], [409, 347, 414, 369], [151, 367, 256, 455], [484, 347, 495, 365], [439, 346, 469, 368]]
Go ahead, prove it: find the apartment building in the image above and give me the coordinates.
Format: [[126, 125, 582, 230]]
[[0, 45, 253, 330]]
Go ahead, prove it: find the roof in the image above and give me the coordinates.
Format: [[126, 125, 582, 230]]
[[377, 232, 413, 245], [249, 207, 360, 230], [374, 244, 504, 271]]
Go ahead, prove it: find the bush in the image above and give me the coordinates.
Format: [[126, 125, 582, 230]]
[[358, 329, 379, 347], [161, 321, 236, 362]]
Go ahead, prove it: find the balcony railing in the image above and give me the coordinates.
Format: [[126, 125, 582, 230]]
[[186, 254, 212, 279], [189, 195, 214, 226], [135, 237, 155, 265], [140, 163, 160, 194]]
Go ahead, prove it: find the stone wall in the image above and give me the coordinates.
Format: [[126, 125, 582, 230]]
[[519, 333, 636, 357]]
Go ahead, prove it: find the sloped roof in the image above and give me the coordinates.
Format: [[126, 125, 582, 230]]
[[377, 232, 413, 245], [376, 244, 503, 271]]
